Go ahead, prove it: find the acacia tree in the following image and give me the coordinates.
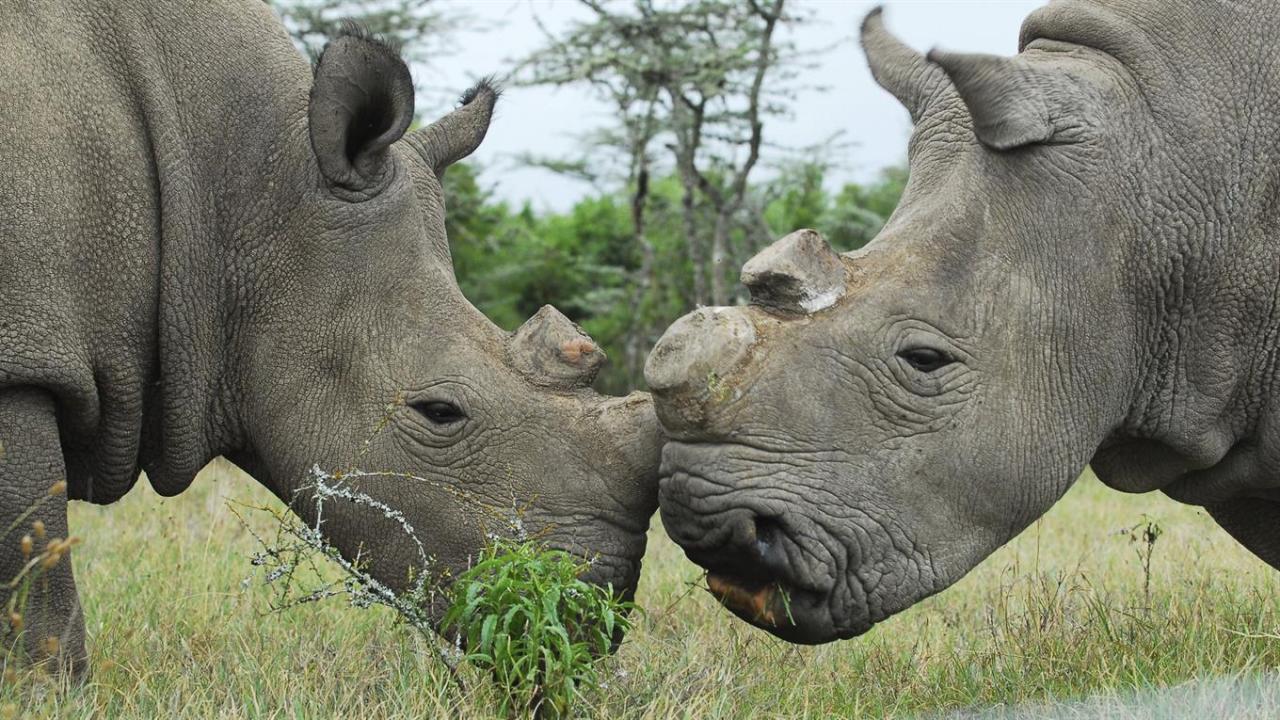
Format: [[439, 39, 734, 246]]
[[662, 0, 789, 306], [518, 0, 802, 383], [516, 2, 672, 381], [267, 0, 461, 68]]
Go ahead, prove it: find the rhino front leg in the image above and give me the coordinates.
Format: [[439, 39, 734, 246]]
[[1206, 498, 1280, 571], [0, 388, 86, 679]]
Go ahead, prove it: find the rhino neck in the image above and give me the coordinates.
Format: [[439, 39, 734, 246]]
[[122, 1, 314, 495], [1096, 194, 1280, 502], [1093, 139, 1280, 501], [1020, 0, 1280, 502]]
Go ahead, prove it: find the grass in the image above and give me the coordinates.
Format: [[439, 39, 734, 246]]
[[4, 460, 1279, 717]]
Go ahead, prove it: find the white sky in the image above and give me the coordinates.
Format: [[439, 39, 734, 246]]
[[417, 0, 1044, 211]]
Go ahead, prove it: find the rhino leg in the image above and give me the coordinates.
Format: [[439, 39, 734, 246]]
[[1207, 498, 1280, 571], [0, 388, 87, 679]]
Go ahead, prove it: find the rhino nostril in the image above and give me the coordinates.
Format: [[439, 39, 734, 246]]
[[752, 516, 789, 574]]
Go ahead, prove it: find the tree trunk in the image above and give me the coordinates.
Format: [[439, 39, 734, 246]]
[[710, 209, 731, 306], [623, 168, 655, 389], [683, 183, 708, 307]]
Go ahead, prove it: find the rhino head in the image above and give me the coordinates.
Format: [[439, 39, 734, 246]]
[[219, 30, 661, 613], [645, 6, 1161, 642]]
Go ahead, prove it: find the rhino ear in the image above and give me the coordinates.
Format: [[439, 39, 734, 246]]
[[308, 25, 415, 196], [405, 78, 500, 178], [926, 50, 1059, 151], [860, 7, 953, 124]]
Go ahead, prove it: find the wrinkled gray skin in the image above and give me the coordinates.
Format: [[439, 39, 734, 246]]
[[647, 0, 1280, 644], [0, 0, 661, 674]]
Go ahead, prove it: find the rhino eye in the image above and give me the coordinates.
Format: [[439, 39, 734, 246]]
[[412, 400, 466, 425], [898, 347, 953, 373]]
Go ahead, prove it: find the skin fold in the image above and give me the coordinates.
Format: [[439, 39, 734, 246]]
[[646, 0, 1280, 644], [0, 0, 661, 675]]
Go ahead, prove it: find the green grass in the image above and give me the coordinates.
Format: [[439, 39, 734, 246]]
[[5, 461, 1280, 717]]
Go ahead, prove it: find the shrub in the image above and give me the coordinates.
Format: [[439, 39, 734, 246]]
[[443, 538, 636, 718]]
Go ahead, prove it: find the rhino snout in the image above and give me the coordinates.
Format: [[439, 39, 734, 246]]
[[598, 391, 664, 505]]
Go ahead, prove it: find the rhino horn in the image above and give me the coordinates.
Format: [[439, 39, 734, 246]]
[[509, 305, 606, 389], [860, 7, 953, 123], [741, 229, 845, 315], [925, 50, 1056, 151], [406, 78, 500, 177]]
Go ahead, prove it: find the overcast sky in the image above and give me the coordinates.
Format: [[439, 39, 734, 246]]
[[418, 1, 1044, 211]]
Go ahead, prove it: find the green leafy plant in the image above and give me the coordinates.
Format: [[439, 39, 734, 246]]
[[444, 538, 636, 718]]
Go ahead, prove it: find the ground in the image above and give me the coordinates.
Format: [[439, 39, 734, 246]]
[[6, 461, 1280, 718]]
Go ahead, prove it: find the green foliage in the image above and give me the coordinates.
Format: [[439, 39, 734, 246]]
[[764, 162, 908, 253], [517, 0, 801, 308], [443, 539, 636, 718]]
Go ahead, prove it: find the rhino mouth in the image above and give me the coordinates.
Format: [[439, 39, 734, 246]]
[[705, 572, 843, 644], [659, 442, 870, 643], [686, 517, 849, 644], [525, 505, 651, 597]]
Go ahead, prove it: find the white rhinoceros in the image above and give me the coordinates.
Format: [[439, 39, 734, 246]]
[[0, 1, 661, 673], [646, 1, 1280, 643]]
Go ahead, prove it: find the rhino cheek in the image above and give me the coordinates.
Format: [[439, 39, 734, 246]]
[[596, 391, 663, 516]]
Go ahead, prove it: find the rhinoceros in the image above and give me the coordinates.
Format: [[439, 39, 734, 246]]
[[0, 1, 661, 674], [645, 0, 1280, 644]]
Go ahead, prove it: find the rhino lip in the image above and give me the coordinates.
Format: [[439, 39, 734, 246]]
[[706, 573, 792, 628], [705, 571, 845, 644]]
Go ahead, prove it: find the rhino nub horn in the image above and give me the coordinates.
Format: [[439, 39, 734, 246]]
[[740, 229, 845, 315], [509, 305, 606, 388], [561, 338, 597, 363]]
